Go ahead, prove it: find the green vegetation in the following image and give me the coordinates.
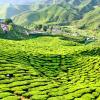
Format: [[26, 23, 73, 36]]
[[4, 18, 13, 24], [0, 0, 100, 100], [76, 7, 100, 30], [0, 32, 100, 100], [13, 4, 78, 28], [0, 23, 30, 40], [0, 0, 99, 31]]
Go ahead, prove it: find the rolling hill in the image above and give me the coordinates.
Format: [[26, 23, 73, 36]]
[[13, 4, 78, 27], [0, 0, 100, 30], [0, 0, 100, 100], [0, 33, 100, 100], [76, 6, 100, 30], [12, 0, 100, 30]]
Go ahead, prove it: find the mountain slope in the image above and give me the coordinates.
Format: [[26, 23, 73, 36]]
[[0, 4, 36, 18], [35, 0, 100, 19], [14, 4, 78, 27], [76, 6, 100, 30], [13, 0, 100, 28], [1, 0, 99, 29]]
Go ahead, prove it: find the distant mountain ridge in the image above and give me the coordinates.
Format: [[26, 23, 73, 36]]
[[13, 4, 78, 27], [0, 4, 26, 18], [0, 3, 37, 18], [0, 0, 100, 30]]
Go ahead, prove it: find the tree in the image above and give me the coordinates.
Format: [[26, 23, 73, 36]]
[[38, 24, 42, 30], [43, 25, 48, 32], [34, 24, 42, 30], [49, 26, 53, 33], [4, 18, 13, 25], [34, 25, 38, 30], [79, 24, 86, 29]]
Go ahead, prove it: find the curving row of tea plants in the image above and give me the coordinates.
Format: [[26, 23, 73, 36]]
[[0, 35, 100, 100]]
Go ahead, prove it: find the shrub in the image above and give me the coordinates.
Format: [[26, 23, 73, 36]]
[[2, 96, 20, 100], [0, 92, 12, 99], [30, 95, 48, 100], [97, 96, 100, 100], [80, 93, 95, 100]]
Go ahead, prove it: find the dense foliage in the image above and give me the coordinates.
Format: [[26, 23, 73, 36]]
[[0, 33, 100, 100], [0, 1, 100, 99]]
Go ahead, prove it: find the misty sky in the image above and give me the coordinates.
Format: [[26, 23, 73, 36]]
[[0, 0, 36, 4]]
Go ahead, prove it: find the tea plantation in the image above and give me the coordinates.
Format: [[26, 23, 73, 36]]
[[0, 34, 100, 100]]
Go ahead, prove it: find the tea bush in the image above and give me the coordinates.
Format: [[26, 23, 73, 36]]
[[0, 35, 100, 100]]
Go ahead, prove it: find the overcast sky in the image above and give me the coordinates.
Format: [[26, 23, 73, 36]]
[[0, 0, 36, 4]]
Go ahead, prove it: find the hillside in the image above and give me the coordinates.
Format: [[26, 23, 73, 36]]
[[0, 1, 100, 100], [34, 0, 100, 17], [75, 6, 100, 30], [12, 0, 100, 29], [0, 24, 30, 40], [0, 0, 100, 29], [0, 4, 36, 18], [13, 4, 78, 27]]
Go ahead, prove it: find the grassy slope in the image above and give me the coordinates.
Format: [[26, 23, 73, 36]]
[[0, 33, 100, 100]]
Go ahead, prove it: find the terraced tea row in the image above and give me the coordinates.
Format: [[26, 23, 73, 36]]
[[0, 36, 100, 100], [0, 54, 100, 100]]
